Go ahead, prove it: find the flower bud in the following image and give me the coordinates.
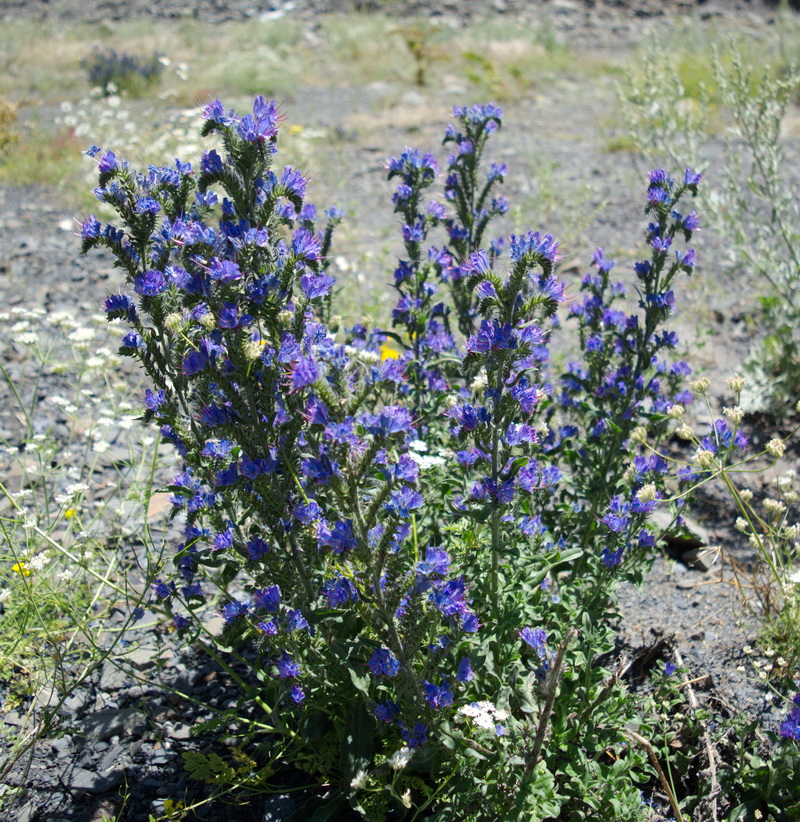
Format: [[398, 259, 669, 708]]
[[766, 438, 786, 459], [164, 312, 183, 333], [278, 310, 294, 328], [739, 488, 753, 503], [630, 426, 648, 444], [667, 404, 685, 419], [200, 312, 216, 330], [723, 406, 744, 424], [676, 423, 694, 440], [727, 373, 746, 393], [690, 377, 710, 394], [693, 449, 715, 469]]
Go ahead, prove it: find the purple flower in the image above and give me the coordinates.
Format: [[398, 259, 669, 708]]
[[200, 149, 224, 176], [430, 576, 468, 617], [222, 599, 250, 624], [374, 700, 400, 723], [423, 679, 453, 709], [317, 519, 357, 554], [286, 609, 309, 632], [153, 578, 175, 600], [281, 165, 307, 196], [288, 357, 319, 392], [384, 486, 424, 518], [213, 525, 234, 551], [247, 537, 270, 560], [135, 196, 160, 215], [322, 576, 358, 607], [122, 331, 145, 351], [684, 167, 702, 187], [254, 585, 281, 612], [456, 657, 474, 683], [292, 228, 321, 260], [143, 388, 165, 413], [509, 231, 559, 264], [368, 648, 400, 678], [400, 722, 427, 748], [104, 293, 137, 323], [601, 545, 625, 568], [301, 454, 339, 485], [520, 627, 548, 659], [300, 273, 336, 300], [276, 652, 300, 679], [133, 269, 167, 296], [98, 150, 119, 174], [290, 685, 305, 703], [209, 258, 241, 282]]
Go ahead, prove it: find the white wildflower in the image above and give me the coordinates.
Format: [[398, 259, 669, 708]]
[[727, 374, 746, 393], [350, 769, 368, 790], [68, 327, 96, 343], [667, 404, 684, 419], [693, 449, 715, 469], [636, 483, 658, 503], [676, 423, 694, 440], [690, 377, 710, 394], [723, 406, 744, 424], [766, 438, 786, 459], [739, 488, 753, 503], [630, 426, 648, 445], [388, 747, 413, 771], [471, 369, 488, 393], [28, 554, 50, 572]]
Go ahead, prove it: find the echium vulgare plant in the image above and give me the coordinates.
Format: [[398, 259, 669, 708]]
[[83, 96, 708, 820], [385, 103, 509, 417], [546, 168, 702, 582]]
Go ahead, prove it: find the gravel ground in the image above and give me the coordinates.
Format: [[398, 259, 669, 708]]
[[1, 1, 798, 820]]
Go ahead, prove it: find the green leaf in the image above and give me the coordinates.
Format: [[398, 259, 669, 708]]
[[285, 795, 346, 822], [339, 704, 374, 785]]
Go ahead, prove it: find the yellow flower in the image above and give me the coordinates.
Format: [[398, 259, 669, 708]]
[[288, 124, 304, 136], [11, 562, 31, 576], [64, 508, 76, 519], [380, 344, 400, 361]]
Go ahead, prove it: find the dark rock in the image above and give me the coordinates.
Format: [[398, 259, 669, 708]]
[[62, 765, 123, 793], [80, 708, 147, 743]]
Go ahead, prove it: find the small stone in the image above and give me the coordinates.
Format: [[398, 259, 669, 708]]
[[64, 766, 123, 793], [165, 722, 193, 740], [80, 709, 147, 744]]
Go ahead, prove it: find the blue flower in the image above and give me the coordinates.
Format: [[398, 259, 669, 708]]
[[368, 648, 400, 678], [374, 700, 400, 723], [276, 652, 300, 679], [423, 679, 453, 709], [222, 599, 250, 624], [254, 585, 281, 612], [384, 486, 424, 518], [456, 657, 474, 683], [400, 722, 427, 748]]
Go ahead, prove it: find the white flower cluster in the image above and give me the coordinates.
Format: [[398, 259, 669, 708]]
[[387, 746, 414, 770], [458, 700, 508, 731]]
